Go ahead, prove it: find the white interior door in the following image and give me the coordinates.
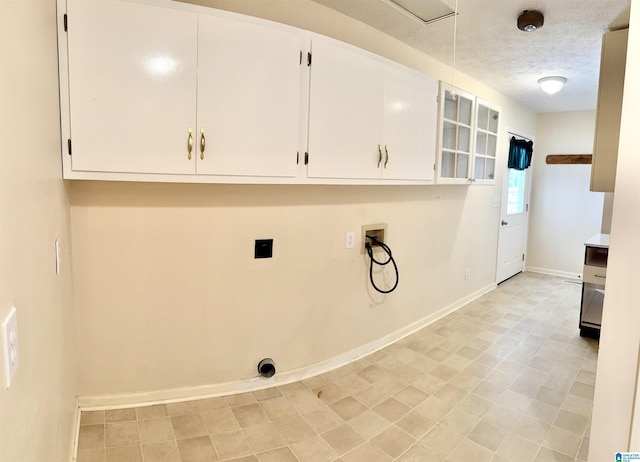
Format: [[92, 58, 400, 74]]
[[496, 134, 533, 283]]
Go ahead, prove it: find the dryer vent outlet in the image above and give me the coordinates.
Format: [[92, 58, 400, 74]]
[[257, 358, 276, 378]]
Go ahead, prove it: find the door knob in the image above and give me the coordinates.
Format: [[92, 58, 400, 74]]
[[501, 220, 509, 226]]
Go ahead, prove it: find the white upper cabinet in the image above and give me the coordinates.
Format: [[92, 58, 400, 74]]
[[196, 14, 303, 178], [472, 98, 500, 184], [63, 0, 303, 179], [307, 38, 437, 182], [382, 65, 437, 181], [66, 0, 198, 174], [436, 82, 500, 185], [307, 39, 385, 180], [59, 0, 440, 184]]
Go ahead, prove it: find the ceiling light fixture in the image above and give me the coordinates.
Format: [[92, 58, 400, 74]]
[[538, 76, 567, 95], [517, 10, 544, 32]]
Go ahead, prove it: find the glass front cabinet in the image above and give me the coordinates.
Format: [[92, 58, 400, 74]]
[[436, 82, 501, 185]]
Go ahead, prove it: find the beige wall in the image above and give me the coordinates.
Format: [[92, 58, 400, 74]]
[[590, 0, 640, 457], [526, 111, 604, 278], [70, 0, 536, 400], [0, 0, 77, 461]]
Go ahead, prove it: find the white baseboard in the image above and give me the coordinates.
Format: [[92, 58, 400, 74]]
[[526, 266, 582, 282], [77, 282, 497, 410]]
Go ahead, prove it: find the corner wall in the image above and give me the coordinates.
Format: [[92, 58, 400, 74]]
[[590, 0, 640, 457], [0, 0, 77, 460], [526, 111, 604, 278]]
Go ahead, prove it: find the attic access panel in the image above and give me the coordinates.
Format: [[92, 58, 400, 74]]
[[383, 0, 456, 24]]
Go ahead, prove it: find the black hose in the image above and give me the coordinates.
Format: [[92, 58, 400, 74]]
[[365, 235, 399, 294]]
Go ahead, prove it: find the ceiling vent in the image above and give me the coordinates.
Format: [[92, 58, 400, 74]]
[[382, 0, 456, 25], [517, 10, 544, 32]]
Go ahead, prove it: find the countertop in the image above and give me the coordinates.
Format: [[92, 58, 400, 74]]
[[585, 233, 610, 248]]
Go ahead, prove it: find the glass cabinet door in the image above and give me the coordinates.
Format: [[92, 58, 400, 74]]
[[438, 84, 475, 183], [473, 99, 500, 183]]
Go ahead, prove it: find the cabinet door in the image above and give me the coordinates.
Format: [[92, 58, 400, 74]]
[[382, 66, 438, 181], [307, 39, 384, 179], [436, 84, 475, 184], [472, 98, 500, 184], [67, 0, 197, 174], [196, 14, 302, 177]]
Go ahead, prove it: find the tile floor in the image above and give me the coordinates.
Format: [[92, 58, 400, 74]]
[[76, 272, 597, 462]]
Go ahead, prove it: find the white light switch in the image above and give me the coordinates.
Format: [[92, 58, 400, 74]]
[[2, 307, 19, 388], [345, 231, 355, 249]]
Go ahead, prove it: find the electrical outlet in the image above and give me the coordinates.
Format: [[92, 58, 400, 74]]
[[2, 307, 19, 388], [345, 231, 355, 249]]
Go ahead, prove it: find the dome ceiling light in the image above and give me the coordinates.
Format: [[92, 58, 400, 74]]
[[517, 10, 544, 32], [538, 76, 567, 95]]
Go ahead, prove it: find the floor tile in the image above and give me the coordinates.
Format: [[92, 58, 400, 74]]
[[78, 424, 105, 450], [201, 408, 241, 435], [348, 409, 390, 439], [447, 438, 493, 462], [81, 411, 106, 426], [105, 409, 137, 422], [210, 430, 253, 460], [141, 441, 181, 462], [136, 404, 167, 420], [542, 425, 582, 458], [341, 442, 392, 462], [373, 397, 411, 422], [273, 415, 316, 444], [166, 401, 200, 416], [301, 408, 344, 434], [290, 435, 337, 462], [231, 404, 270, 428], [176, 435, 218, 462], [395, 409, 434, 439], [370, 425, 415, 458], [467, 420, 508, 451], [242, 423, 286, 453], [256, 446, 297, 462], [106, 445, 142, 462], [321, 423, 365, 455], [138, 417, 175, 444], [77, 448, 106, 462], [105, 421, 139, 447], [329, 397, 367, 421], [170, 413, 207, 439], [259, 396, 298, 422]]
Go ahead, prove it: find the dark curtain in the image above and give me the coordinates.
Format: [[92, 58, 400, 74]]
[[508, 136, 533, 170]]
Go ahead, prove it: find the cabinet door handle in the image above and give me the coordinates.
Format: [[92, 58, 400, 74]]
[[384, 145, 389, 168], [377, 145, 382, 168], [200, 128, 206, 160], [594, 274, 606, 278], [187, 128, 193, 160]]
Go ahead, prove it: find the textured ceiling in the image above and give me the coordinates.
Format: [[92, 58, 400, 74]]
[[310, 0, 631, 113]]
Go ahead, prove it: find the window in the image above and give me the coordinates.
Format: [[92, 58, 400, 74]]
[[507, 168, 526, 215]]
